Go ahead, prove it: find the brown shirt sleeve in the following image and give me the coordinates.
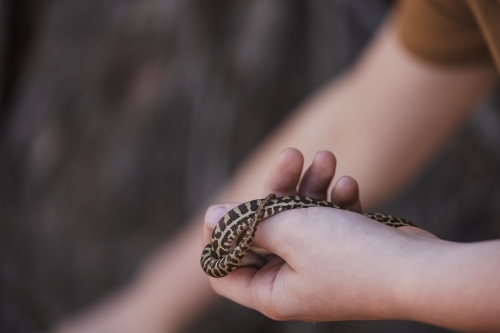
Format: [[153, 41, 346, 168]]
[[397, 0, 493, 67]]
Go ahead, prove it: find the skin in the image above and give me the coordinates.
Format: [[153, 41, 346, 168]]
[[205, 149, 500, 332], [54, 19, 497, 333]]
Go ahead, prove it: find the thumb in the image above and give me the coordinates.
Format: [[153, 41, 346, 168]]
[[250, 208, 308, 265]]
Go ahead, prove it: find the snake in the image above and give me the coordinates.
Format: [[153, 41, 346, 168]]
[[201, 193, 416, 278]]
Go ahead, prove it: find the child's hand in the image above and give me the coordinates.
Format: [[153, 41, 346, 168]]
[[203, 148, 363, 266], [203, 148, 436, 322]]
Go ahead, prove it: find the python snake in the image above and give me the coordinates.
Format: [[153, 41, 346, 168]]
[[201, 193, 416, 278]]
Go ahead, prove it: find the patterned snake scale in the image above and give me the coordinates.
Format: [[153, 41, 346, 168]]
[[201, 193, 416, 278]]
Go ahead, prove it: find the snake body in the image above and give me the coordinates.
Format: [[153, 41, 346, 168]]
[[201, 193, 415, 278]]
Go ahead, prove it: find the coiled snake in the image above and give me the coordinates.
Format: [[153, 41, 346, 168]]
[[201, 193, 416, 278]]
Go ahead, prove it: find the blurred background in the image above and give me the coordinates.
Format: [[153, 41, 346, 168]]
[[1, 0, 499, 332]]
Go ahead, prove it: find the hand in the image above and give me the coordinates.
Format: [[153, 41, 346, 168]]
[[203, 148, 364, 266], [203, 148, 437, 322]]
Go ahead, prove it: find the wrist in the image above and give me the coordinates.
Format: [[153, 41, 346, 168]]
[[394, 238, 500, 331], [393, 234, 454, 323], [368, 231, 443, 321], [347, 244, 412, 320], [315, 217, 441, 322]]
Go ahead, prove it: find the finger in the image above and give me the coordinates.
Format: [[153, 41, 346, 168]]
[[209, 256, 287, 310], [298, 151, 336, 200], [331, 176, 363, 213], [240, 251, 267, 268], [250, 209, 308, 264], [263, 148, 304, 197]]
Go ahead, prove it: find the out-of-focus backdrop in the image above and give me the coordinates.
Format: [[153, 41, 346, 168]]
[[1, 0, 499, 332]]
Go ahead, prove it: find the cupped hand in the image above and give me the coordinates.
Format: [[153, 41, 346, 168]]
[[203, 148, 438, 322]]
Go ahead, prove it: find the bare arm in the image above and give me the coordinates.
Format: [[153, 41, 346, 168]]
[[205, 150, 500, 332], [203, 149, 500, 332], [55, 19, 497, 333], [207, 174, 500, 332], [226, 19, 497, 207], [401, 238, 500, 331]]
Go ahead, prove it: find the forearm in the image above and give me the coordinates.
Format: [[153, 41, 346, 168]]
[[224, 19, 497, 208], [129, 218, 215, 332], [398, 239, 500, 332], [94, 18, 496, 332]]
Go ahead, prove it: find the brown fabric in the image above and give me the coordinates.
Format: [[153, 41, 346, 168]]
[[468, 1, 500, 71], [397, 0, 500, 71]]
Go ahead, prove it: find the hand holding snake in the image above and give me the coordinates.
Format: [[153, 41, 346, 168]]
[[202, 149, 427, 278], [202, 149, 437, 322]]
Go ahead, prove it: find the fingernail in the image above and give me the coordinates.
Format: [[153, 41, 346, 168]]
[[205, 206, 228, 229], [313, 151, 321, 162]]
